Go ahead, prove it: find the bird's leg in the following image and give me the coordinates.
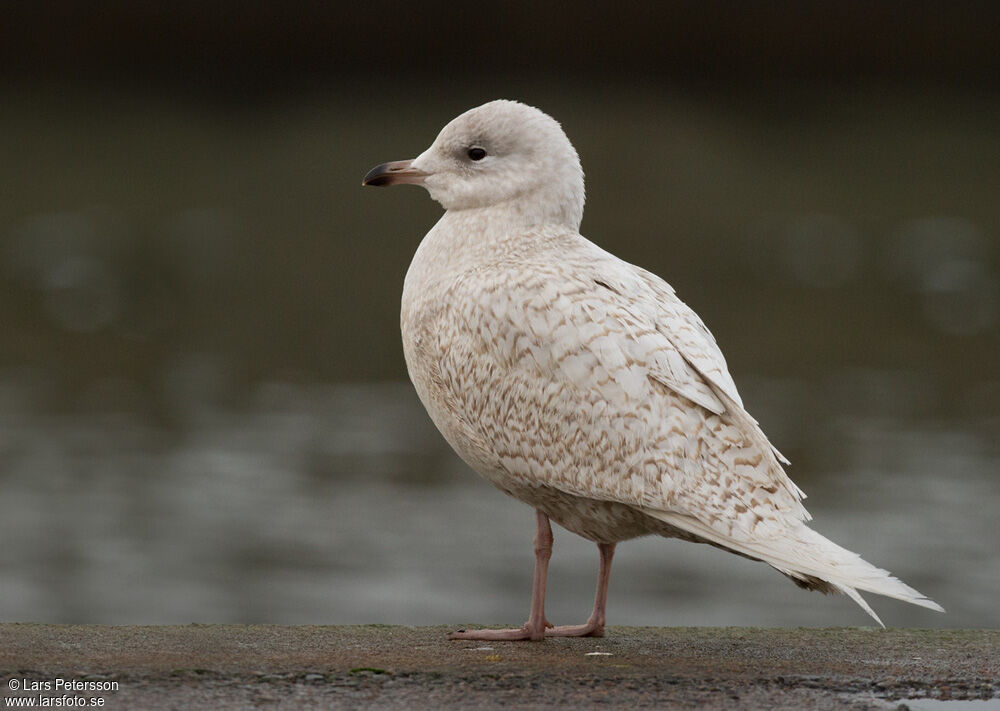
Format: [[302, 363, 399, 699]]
[[449, 510, 553, 641], [545, 542, 616, 638]]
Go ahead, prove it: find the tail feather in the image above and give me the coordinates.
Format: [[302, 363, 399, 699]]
[[834, 584, 884, 627], [643, 508, 944, 625]]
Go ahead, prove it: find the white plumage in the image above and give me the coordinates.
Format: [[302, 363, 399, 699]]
[[364, 99, 942, 639]]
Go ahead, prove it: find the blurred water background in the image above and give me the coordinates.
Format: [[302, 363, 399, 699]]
[[1, 4, 998, 629]]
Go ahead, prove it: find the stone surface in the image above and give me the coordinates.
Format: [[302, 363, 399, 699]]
[[1, 625, 997, 709]]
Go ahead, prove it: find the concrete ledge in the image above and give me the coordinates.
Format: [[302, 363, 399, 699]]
[[1, 625, 997, 709]]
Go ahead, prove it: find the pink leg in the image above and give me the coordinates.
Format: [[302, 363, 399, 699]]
[[449, 510, 554, 641], [545, 542, 616, 638]]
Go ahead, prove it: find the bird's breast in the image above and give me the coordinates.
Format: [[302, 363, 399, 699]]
[[400, 256, 503, 482]]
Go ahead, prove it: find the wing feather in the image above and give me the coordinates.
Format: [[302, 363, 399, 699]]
[[419, 231, 940, 620], [436, 244, 809, 538]]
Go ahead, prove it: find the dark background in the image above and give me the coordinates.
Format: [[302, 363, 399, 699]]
[[5, 2, 1000, 87], [0, 3, 997, 628]]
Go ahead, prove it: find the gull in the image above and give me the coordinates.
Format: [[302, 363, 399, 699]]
[[362, 100, 943, 640]]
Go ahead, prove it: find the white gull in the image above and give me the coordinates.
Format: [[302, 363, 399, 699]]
[[363, 99, 943, 640]]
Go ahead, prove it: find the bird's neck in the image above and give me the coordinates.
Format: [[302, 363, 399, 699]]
[[416, 203, 571, 274], [401, 203, 576, 315]]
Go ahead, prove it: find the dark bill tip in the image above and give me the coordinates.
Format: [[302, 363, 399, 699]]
[[362, 159, 428, 187], [363, 170, 394, 187]]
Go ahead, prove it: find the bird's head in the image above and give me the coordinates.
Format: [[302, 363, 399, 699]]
[[363, 100, 585, 230]]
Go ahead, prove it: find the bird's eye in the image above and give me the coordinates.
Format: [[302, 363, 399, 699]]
[[467, 147, 487, 161]]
